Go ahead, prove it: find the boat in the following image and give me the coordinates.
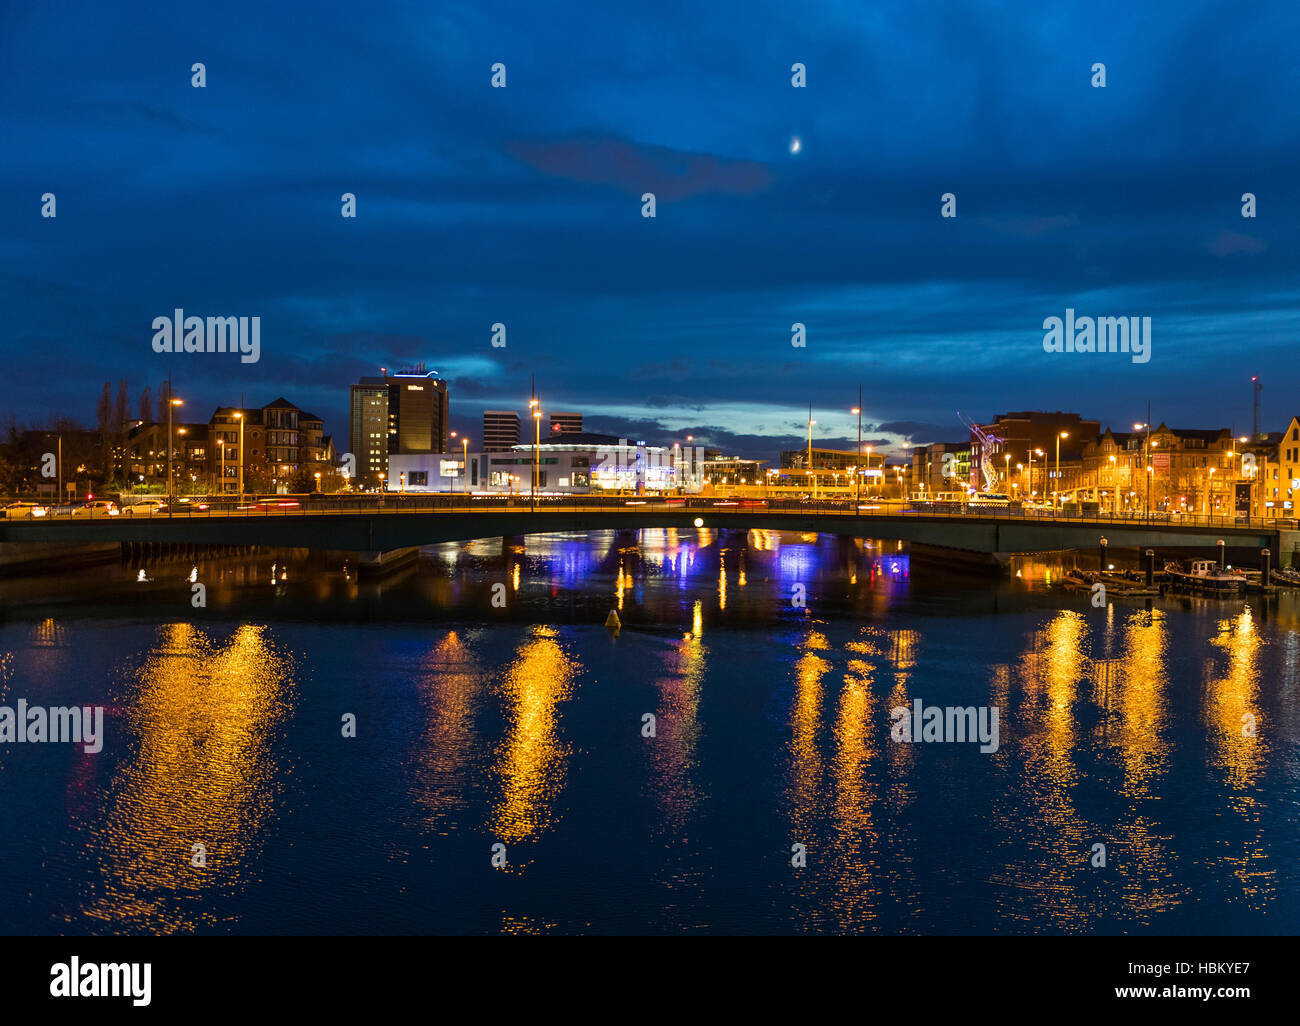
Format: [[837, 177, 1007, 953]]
[[1062, 569, 1096, 590], [1230, 568, 1277, 594], [1163, 559, 1246, 596], [1271, 567, 1300, 587], [1061, 568, 1158, 597]]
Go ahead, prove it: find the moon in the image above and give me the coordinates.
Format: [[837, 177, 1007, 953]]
[[789, 136, 802, 155]]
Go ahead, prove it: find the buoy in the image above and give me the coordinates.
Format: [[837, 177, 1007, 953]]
[[605, 609, 621, 634]]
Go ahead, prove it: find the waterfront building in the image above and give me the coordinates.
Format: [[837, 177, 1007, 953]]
[[483, 410, 521, 452], [388, 432, 686, 494], [349, 377, 390, 485], [971, 411, 1098, 495], [910, 442, 971, 496], [549, 412, 583, 436]]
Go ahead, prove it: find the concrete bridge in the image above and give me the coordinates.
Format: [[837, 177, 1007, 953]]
[[2, 500, 1293, 571]]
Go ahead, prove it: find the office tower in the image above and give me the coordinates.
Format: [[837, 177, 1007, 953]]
[[483, 410, 521, 452], [386, 365, 449, 454], [350, 377, 390, 483], [550, 411, 582, 436]]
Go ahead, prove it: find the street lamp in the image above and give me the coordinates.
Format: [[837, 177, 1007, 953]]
[[314, 471, 321, 493], [462, 436, 469, 496], [1028, 448, 1044, 500], [1055, 431, 1069, 510], [218, 439, 224, 495], [166, 397, 183, 510], [529, 398, 542, 511], [233, 411, 244, 503], [806, 407, 816, 500], [1134, 421, 1151, 518], [852, 387, 862, 503]]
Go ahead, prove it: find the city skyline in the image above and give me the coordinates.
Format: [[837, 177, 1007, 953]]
[[4, 1, 1299, 459]]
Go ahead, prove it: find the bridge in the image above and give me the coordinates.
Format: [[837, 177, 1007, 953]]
[[3, 497, 1293, 571]]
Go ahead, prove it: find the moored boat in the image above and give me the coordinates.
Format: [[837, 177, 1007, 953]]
[[1164, 559, 1246, 595]]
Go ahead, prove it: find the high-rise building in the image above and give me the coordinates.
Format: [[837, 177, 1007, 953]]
[[387, 366, 449, 455], [350, 377, 390, 484], [483, 410, 521, 452], [350, 365, 450, 485], [550, 411, 582, 436]]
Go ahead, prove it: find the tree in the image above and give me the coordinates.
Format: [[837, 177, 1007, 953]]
[[96, 383, 112, 478], [96, 383, 111, 434], [113, 381, 129, 484], [138, 386, 153, 424]]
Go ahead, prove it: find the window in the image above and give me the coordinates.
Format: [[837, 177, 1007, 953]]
[[409, 472, 428, 486]]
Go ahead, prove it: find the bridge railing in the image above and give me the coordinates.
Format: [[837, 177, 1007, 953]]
[[8, 493, 1293, 533]]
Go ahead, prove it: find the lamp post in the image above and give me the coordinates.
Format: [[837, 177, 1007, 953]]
[[233, 411, 244, 504], [806, 403, 816, 501], [166, 397, 183, 510], [1135, 414, 1152, 519], [218, 440, 224, 495], [852, 387, 862, 503], [462, 436, 469, 496], [450, 431, 459, 495], [1004, 452, 1011, 492], [530, 399, 541, 512], [1055, 431, 1069, 510]]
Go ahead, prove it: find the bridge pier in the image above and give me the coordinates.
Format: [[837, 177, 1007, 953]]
[[356, 547, 419, 577]]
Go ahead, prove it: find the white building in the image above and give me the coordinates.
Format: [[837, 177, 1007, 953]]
[[386, 433, 704, 494]]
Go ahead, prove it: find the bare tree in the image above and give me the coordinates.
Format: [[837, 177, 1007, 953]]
[[138, 386, 153, 424], [96, 383, 112, 434]]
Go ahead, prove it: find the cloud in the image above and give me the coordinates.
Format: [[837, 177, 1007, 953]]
[[505, 134, 773, 202], [1208, 230, 1267, 257], [982, 214, 1079, 239], [876, 421, 963, 443]]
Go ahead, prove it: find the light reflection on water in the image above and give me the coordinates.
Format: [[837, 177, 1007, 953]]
[[0, 528, 1297, 934], [77, 623, 294, 933]]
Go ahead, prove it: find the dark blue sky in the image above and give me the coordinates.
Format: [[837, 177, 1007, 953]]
[[3, 0, 1298, 459]]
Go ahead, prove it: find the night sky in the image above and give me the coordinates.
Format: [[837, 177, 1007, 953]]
[[3, 1, 1298, 460]]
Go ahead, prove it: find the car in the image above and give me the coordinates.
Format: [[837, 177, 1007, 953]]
[[121, 501, 169, 516], [72, 500, 119, 517], [1, 501, 48, 519], [237, 500, 301, 512]]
